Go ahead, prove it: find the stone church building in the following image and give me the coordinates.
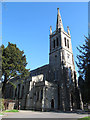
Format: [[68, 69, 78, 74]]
[[5, 8, 83, 111]]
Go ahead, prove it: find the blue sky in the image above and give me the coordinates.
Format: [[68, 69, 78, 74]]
[[2, 2, 88, 77]]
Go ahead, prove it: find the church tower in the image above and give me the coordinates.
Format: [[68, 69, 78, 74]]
[[49, 8, 75, 81], [49, 8, 83, 111]]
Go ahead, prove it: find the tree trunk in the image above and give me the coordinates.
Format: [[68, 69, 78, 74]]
[[2, 73, 7, 98]]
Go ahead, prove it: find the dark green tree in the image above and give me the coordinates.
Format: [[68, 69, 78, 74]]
[[76, 37, 90, 103], [78, 76, 85, 102], [2, 42, 30, 96]]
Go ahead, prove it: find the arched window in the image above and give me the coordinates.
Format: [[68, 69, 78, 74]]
[[40, 89, 43, 101], [67, 39, 69, 48], [56, 37, 59, 46], [64, 37, 66, 46], [53, 40, 55, 48], [51, 99, 54, 109]]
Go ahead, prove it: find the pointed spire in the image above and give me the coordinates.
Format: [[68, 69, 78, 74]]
[[50, 26, 52, 35], [56, 8, 64, 31]]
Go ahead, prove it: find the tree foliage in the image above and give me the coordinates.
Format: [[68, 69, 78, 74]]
[[76, 37, 90, 103], [0, 46, 2, 79], [1, 42, 30, 95]]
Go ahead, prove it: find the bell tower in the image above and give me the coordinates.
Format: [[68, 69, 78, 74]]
[[49, 8, 75, 74], [49, 8, 83, 111]]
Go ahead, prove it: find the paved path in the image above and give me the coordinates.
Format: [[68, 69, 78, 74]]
[[1, 110, 89, 119]]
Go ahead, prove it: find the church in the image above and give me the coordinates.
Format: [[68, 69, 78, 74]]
[[5, 8, 83, 111]]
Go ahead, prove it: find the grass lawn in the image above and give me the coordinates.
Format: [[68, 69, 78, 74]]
[[78, 116, 90, 120], [0, 113, 4, 115], [4, 109, 19, 112], [0, 109, 19, 115]]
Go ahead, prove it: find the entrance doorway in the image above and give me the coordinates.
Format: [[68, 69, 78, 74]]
[[51, 99, 54, 109]]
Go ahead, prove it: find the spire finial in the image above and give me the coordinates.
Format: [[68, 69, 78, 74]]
[[50, 26, 52, 35], [56, 8, 64, 30], [57, 8, 59, 11], [67, 26, 70, 35]]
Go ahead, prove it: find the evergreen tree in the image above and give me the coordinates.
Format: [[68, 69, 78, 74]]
[[76, 37, 90, 103], [1, 42, 30, 96], [78, 76, 85, 103]]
